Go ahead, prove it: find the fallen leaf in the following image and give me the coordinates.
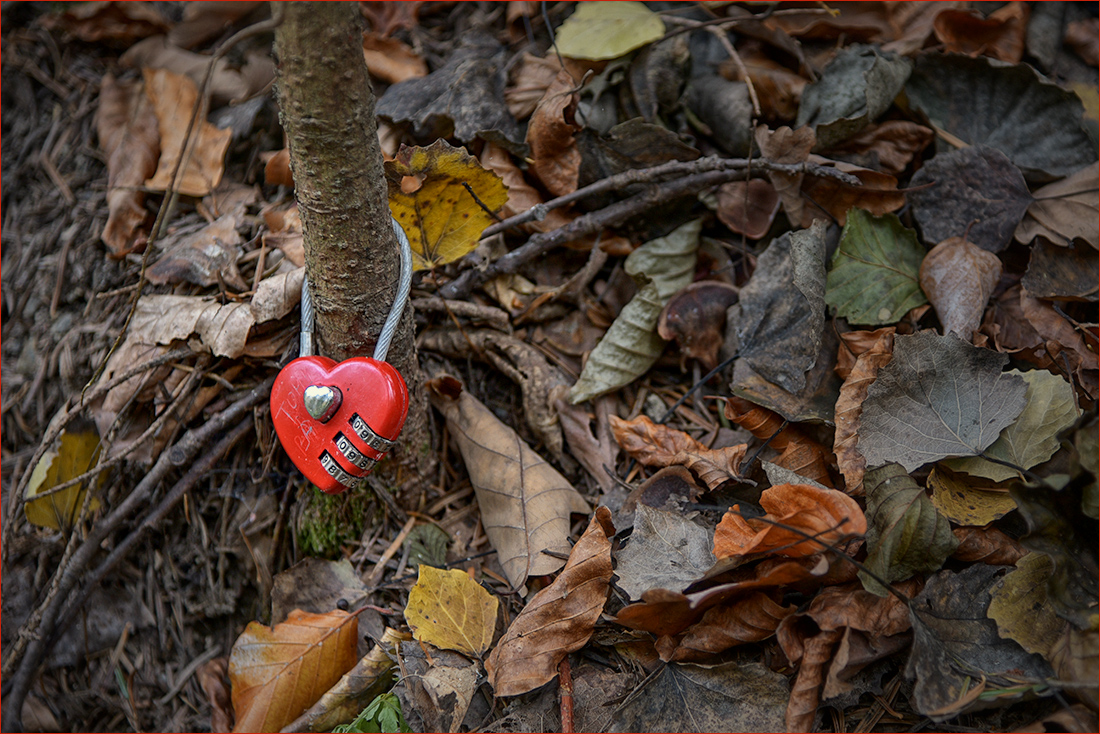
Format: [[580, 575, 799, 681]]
[[833, 327, 894, 495], [933, 3, 1029, 63], [715, 179, 779, 240], [271, 558, 380, 642], [754, 125, 815, 231], [713, 484, 866, 560], [362, 32, 427, 85], [945, 369, 1080, 481], [129, 294, 255, 359], [907, 564, 1055, 722], [620, 466, 703, 527], [1022, 239, 1099, 302], [795, 44, 912, 149], [1047, 625, 1100, 710], [553, 2, 665, 62], [657, 281, 739, 371], [800, 156, 906, 226], [1015, 162, 1100, 249], [858, 331, 1028, 472], [905, 54, 1097, 182], [122, 36, 273, 107], [1012, 705, 1099, 733], [283, 628, 410, 733], [376, 31, 526, 155], [250, 267, 303, 325], [919, 236, 1003, 340], [427, 377, 589, 590], [143, 68, 232, 197], [198, 657, 234, 732], [24, 426, 105, 531], [404, 566, 497, 658], [96, 73, 159, 257], [569, 219, 701, 403], [687, 75, 752, 156], [722, 54, 807, 121], [821, 120, 933, 176], [478, 143, 573, 234], [928, 467, 1016, 526], [666, 592, 794, 662], [393, 641, 479, 734], [951, 525, 1027, 566], [1077, 424, 1099, 520], [987, 553, 1065, 657], [147, 210, 247, 290], [40, 1, 169, 44], [229, 609, 359, 733], [836, 326, 896, 379], [609, 661, 787, 733], [385, 140, 508, 271], [168, 2, 264, 50], [731, 220, 827, 393], [724, 396, 833, 487], [825, 209, 927, 326], [526, 69, 582, 197], [1018, 289, 1099, 399], [552, 393, 620, 494], [485, 507, 615, 697], [860, 463, 958, 595], [909, 146, 1033, 253], [615, 504, 716, 601], [610, 414, 746, 491], [404, 524, 449, 571]]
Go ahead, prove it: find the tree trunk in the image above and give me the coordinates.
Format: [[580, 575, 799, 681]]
[[272, 2, 430, 486]]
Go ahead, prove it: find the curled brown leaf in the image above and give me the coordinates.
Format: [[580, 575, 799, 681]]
[[610, 414, 746, 490], [833, 328, 895, 495]]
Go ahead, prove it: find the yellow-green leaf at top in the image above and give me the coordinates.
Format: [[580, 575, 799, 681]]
[[385, 140, 508, 271], [554, 2, 665, 61], [25, 427, 104, 531], [404, 565, 498, 657]]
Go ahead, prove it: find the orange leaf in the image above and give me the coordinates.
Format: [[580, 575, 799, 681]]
[[713, 484, 866, 560], [663, 591, 795, 662], [724, 397, 833, 486], [833, 328, 895, 495], [526, 69, 581, 196], [229, 609, 358, 733], [951, 525, 1027, 566], [610, 414, 746, 490], [485, 507, 615, 697]]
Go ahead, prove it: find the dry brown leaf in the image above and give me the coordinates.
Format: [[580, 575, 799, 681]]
[[526, 70, 581, 196], [263, 148, 293, 187], [801, 155, 906, 227], [96, 72, 159, 257], [130, 294, 255, 359], [147, 210, 247, 290], [250, 267, 303, 324], [143, 67, 232, 197], [833, 328, 895, 495], [722, 54, 807, 121], [784, 626, 843, 732], [362, 32, 428, 85], [168, 2, 264, 50], [229, 609, 359, 733], [920, 237, 1003, 341], [664, 591, 795, 663], [198, 657, 234, 733], [713, 484, 867, 560], [123, 36, 271, 106], [1066, 18, 1100, 66], [427, 376, 589, 590], [836, 326, 896, 380], [505, 53, 563, 120], [657, 281, 741, 371], [360, 1, 423, 37], [950, 526, 1027, 565], [552, 392, 619, 494], [715, 179, 780, 240], [40, 1, 169, 44], [261, 203, 304, 267], [485, 507, 615, 697], [755, 125, 815, 226], [821, 120, 934, 176], [610, 414, 746, 490], [1012, 704, 1099, 733], [1019, 288, 1099, 398], [724, 397, 833, 486], [1048, 625, 1100, 710], [1015, 162, 1100, 249], [933, 2, 1029, 63], [479, 143, 573, 234]]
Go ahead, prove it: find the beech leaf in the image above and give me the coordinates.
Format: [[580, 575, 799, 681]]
[[485, 508, 615, 697], [944, 369, 1080, 481], [919, 236, 1003, 340], [229, 609, 359, 733], [1015, 161, 1100, 249], [404, 566, 498, 658], [860, 464, 958, 596], [427, 377, 589, 591], [610, 414, 746, 491], [24, 426, 105, 531], [615, 504, 717, 601], [553, 2, 665, 62], [569, 219, 701, 403], [825, 209, 927, 326], [385, 140, 508, 271], [858, 331, 1028, 472]]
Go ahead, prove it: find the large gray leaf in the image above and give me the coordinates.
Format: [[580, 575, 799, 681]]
[[796, 44, 911, 149], [907, 564, 1056, 721], [859, 331, 1027, 472], [905, 53, 1097, 182], [615, 505, 716, 601], [908, 145, 1033, 252], [732, 220, 827, 394]]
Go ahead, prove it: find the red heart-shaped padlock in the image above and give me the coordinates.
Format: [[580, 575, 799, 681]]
[[271, 356, 409, 494]]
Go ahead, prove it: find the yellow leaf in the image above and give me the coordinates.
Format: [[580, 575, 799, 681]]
[[229, 609, 359, 733], [24, 427, 104, 531], [404, 565, 498, 657], [385, 140, 508, 271], [553, 2, 665, 61]]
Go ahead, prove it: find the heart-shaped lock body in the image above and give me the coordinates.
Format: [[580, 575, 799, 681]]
[[271, 356, 408, 494]]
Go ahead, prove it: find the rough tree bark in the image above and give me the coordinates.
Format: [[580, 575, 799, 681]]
[[272, 2, 430, 483]]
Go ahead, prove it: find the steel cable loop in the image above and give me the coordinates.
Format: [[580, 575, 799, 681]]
[[298, 215, 413, 363]]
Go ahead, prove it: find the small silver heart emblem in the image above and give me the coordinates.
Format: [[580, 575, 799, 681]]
[[304, 384, 342, 423]]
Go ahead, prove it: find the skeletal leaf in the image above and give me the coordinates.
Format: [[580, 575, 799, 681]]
[[404, 566, 498, 658], [24, 427, 105, 531]]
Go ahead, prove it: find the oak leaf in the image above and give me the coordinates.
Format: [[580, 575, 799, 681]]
[[713, 484, 866, 560], [385, 140, 508, 271], [610, 414, 746, 490], [404, 566, 498, 658], [485, 507, 615, 696], [229, 609, 359, 733]]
